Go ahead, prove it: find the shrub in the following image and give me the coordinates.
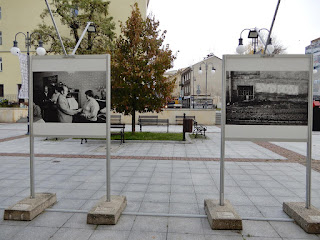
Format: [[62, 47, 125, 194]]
[[0, 99, 20, 108]]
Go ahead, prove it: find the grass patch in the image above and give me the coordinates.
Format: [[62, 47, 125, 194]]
[[73, 132, 183, 141], [115, 132, 183, 141]]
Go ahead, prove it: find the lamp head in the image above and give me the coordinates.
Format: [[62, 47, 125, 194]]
[[198, 66, 202, 74], [211, 67, 216, 74], [266, 38, 274, 54], [36, 40, 46, 56], [10, 40, 20, 56], [87, 23, 96, 33], [236, 38, 245, 54], [314, 67, 318, 74], [248, 30, 258, 38]]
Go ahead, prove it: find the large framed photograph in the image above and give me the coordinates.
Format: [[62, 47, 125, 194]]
[[31, 55, 109, 137], [223, 55, 313, 141]]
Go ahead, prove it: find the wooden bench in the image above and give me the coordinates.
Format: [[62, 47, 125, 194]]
[[111, 123, 125, 144], [81, 123, 125, 144], [193, 121, 207, 138], [97, 114, 121, 124], [138, 116, 169, 132], [176, 115, 195, 125]]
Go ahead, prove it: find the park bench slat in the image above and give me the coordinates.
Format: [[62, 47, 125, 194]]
[[138, 116, 169, 132]]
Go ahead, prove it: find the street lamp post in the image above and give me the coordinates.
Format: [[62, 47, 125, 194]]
[[198, 62, 215, 109], [236, 28, 275, 55], [11, 32, 46, 135], [188, 66, 197, 109], [192, 74, 196, 109]]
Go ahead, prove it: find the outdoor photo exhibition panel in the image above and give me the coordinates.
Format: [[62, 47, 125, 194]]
[[30, 55, 112, 200], [31, 55, 109, 137], [221, 54, 313, 207]]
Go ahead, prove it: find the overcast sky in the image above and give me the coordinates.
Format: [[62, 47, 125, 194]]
[[147, 0, 320, 70]]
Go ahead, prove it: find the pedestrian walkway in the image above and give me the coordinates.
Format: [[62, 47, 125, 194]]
[[0, 123, 320, 239]]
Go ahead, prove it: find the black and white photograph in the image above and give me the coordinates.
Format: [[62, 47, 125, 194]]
[[33, 71, 107, 124], [226, 71, 309, 125]]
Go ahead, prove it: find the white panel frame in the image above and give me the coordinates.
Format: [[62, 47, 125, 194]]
[[31, 55, 109, 137], [220, 54, 313, 208], [223, 54, 313, 142]]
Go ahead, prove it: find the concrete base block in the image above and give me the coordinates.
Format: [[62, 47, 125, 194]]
[[204, 199, 242, 230], [4, 193, 57, 221], [283, 202, 320, 234], [87, 195, 127, 225]]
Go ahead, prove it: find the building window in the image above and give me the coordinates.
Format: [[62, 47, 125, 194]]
[[238, 86, 254, 101], [0, 7, 2, 19], [0, 57, 2, 71], [0, 84, 3, 97], [0, 32, 2, 45]]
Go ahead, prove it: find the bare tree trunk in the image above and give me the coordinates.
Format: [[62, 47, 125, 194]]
[[131, 110, 136, 133]]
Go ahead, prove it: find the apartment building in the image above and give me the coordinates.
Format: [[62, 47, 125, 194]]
[[0, 0, 149, 100], [173, 55, 222, 109]]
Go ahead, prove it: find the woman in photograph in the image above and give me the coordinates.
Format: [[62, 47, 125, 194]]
[[75, 90, 100, 123]]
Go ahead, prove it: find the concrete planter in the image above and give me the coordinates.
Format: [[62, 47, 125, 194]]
[[0, 108, 28, 123]]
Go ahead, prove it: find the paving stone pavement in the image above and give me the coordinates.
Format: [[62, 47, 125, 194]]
[[1, 123, 320, 239]]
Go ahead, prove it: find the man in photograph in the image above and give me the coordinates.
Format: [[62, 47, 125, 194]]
[[57, 86, 81, 123], [40, 85, 52, 122]]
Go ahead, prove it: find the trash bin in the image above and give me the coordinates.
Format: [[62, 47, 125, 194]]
[[313, 107, 320, 131], [183, 119, 193, 133]]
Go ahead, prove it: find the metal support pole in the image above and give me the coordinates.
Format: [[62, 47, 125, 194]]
[[28, 53, 35, 199], [183, 113, 186, 141], [205, 65, 208, 109], [220, 56, 226, 206], [26, 32, 30, 135], [264, 0, 281, 55], [106, 55, 111, 202], [44, 0, 68, 56], [306, 56, 313, 208], [71, 22, 92, 55]]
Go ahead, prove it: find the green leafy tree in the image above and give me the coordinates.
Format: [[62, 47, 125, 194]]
[[33, 0, 115, 54], [112, 3, 175, 132]]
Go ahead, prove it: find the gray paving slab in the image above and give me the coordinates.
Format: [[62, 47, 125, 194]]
[[88, 230, 130, 240], [28, 212, 73, 228], [50, 228, 94, 240], [242, 220, 280, 238], [139, 202, 170, 213], [11, 226, 58, 240], [62, 213, 96, 230], [131, 216, 168, 233], [168, 217, 203, 234], [0, 225, 24, 240], [269, 221, 320, 239], [128, 231, 167, 240], [2, 123, 320, 239], [167, 233, 205, 240], [204, 236, 244, 240]]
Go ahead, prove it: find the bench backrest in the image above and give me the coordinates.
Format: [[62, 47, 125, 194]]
[[111, 115, 121, 124], [138, 116, 158, 119], [110, 123, 125, 129], [139, 118, 168, 125], [138, 115, 158, 123]]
